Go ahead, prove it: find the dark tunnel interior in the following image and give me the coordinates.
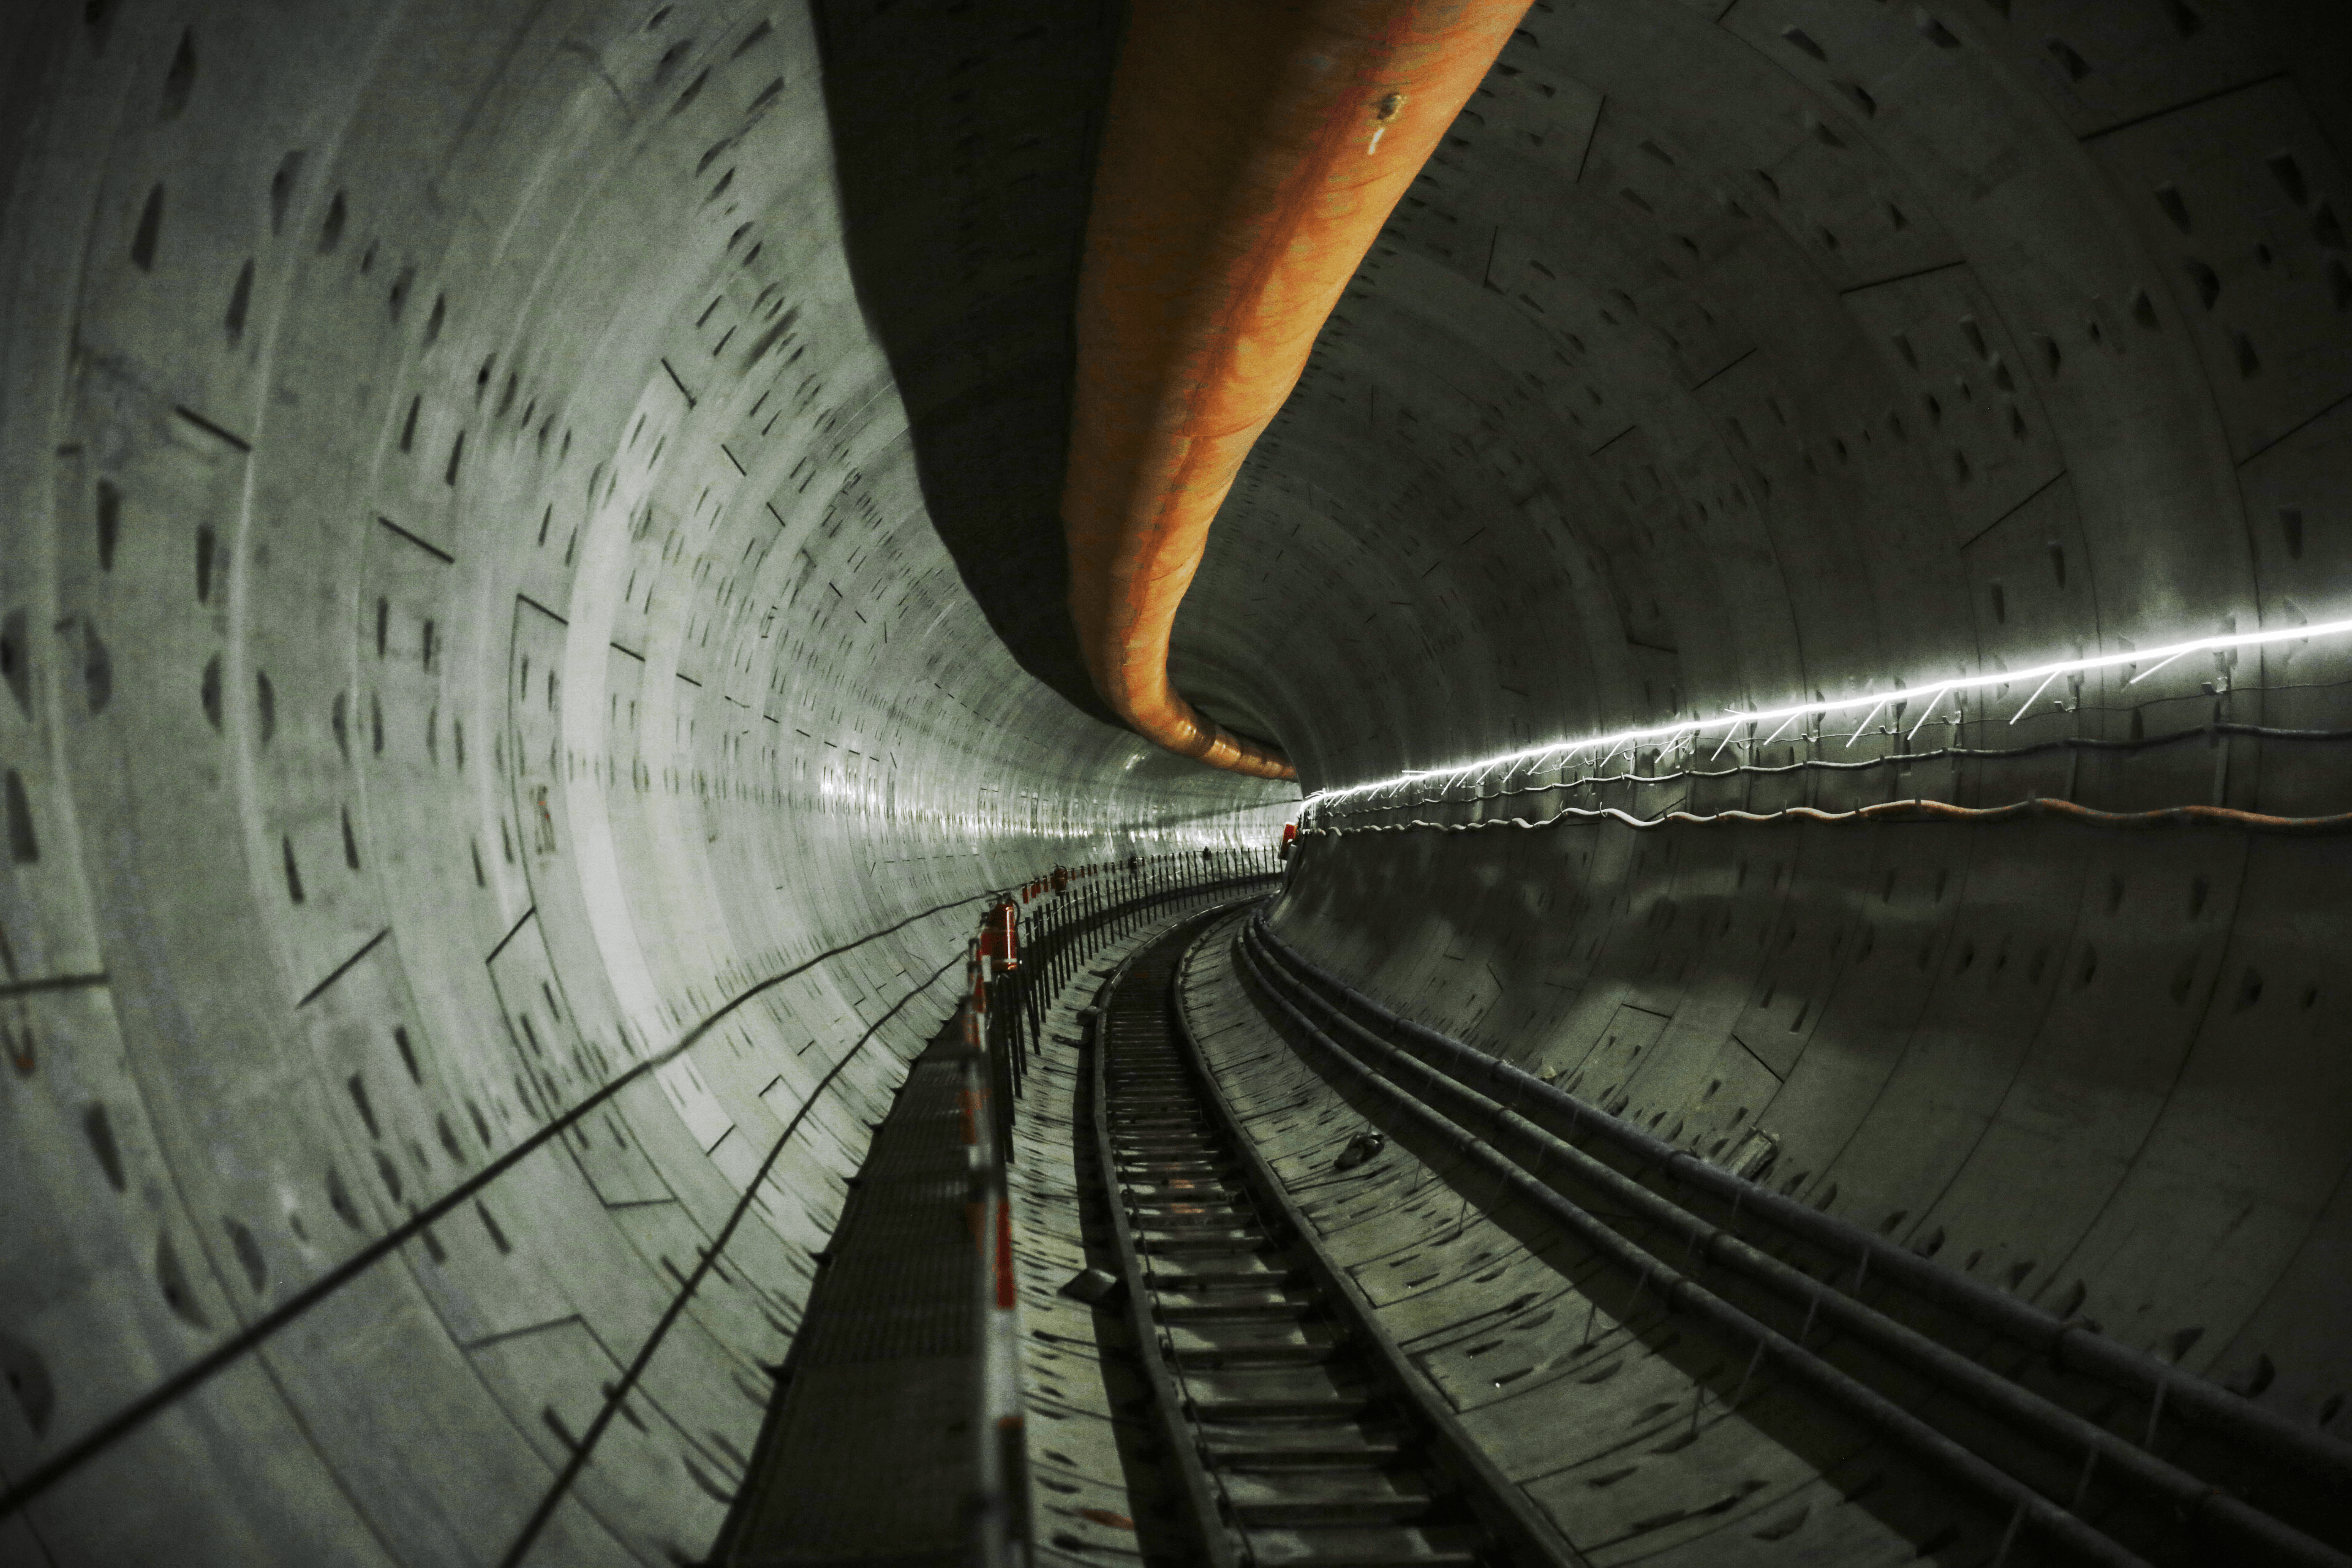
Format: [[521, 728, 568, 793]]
[[2, 1, 2350, 1564], [814, 0, 1120, 729]]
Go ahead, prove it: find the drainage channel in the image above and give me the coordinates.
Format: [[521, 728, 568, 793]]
[[1080, 914, 1572, 1568]]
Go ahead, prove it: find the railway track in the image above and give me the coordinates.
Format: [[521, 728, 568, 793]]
[[1216, 911, 2352, 1568], [1080, 915, 1569, 1568], [1056, 905, 2352, 1568]]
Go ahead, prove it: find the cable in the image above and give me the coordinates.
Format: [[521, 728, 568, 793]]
[[1309, 618, 2352, 810], [499, 957, 965, 1567], [1303, 796, 2352, 838], [1315, 719, 2352, 822]]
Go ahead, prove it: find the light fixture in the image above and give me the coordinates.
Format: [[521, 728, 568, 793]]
[[1306, 616, 2352, 809]]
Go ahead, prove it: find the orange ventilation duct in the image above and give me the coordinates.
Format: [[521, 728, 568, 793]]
[[1061, 0, 1531, 781]]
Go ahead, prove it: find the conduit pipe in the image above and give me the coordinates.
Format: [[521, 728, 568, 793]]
[[1061, 0, 1531, 779], [1248, 913, 2352, 1492], [1240, 922, 2351, 1568]]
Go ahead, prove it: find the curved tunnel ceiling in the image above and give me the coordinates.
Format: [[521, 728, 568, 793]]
[[2, 0, 2350, 1563], [1185, 2, 2352, 793]]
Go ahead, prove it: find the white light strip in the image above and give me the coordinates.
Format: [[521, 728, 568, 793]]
[[1306, 616, 2352, 809]]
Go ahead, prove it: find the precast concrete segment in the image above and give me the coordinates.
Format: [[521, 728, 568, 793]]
[[5, 0, 2352, 1563], [0, 914, 978, 1532], [0, 4, 1289, 1565], [1264, 815, 2352, 1552], [1175, 1, 2352, 816], [1061, 0, 1533, 780], [1185, 908, 2352, 1564]]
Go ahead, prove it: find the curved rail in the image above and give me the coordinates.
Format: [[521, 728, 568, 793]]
[[1248, 916, 2352, 1493], [1061, 0, 1531, 780], [1080, 911, 1573, 1566], [1238, 913, 2352, 1566]]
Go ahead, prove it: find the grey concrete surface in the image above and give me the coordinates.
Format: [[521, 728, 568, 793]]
[[0, 0, 2346, 1564], [1198, 1, 2352, 1544], [0, 5, 1283, 1564]]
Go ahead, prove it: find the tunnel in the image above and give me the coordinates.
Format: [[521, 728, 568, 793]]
[[1, 0, 2349, 1564]]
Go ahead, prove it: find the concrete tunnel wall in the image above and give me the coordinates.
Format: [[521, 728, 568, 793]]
[[0, 2, 1286, 1562], [1, 0, 2348, 1564], [1205, 0, 2352, 1553], [1225, 0, 2352, 1452]]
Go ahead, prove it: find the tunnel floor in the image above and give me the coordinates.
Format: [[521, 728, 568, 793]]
[[707, 891, 2352, 1568], [714, 1012, 982, 1568]]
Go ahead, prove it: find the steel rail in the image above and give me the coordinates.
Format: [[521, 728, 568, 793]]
[[1242, 924, 2349, 1568], [1084, 940, 1245, 1568], [1170, 917, 1589, 1568], [1230, 930, 2154, 1567], [1251, 915, 2352, 1494]]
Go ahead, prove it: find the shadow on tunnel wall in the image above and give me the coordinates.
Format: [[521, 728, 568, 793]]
[[812, 0, 1128, 732]]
